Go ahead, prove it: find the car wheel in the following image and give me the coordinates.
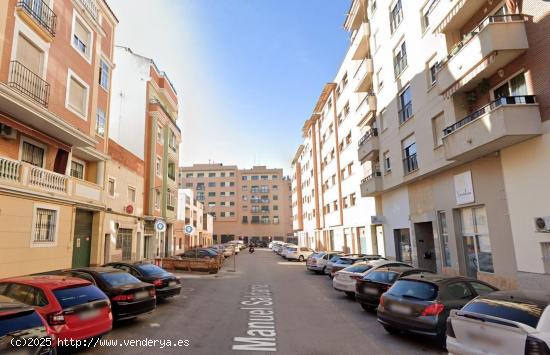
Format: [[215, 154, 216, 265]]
[[345, 291, 355, 299], [383, 325, 399, 335], [298, 255, 305, 262], [360, 303, 375, 312]]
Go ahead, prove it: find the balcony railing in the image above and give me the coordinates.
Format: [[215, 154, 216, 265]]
[[444, 95, 537, 136], [403, 154, 418, 175], [76, 0, 99, 20], [361, 170, 382, 184], [399, 102, 413, 124], [0, 157, 21, 183], [441, 14, 525, 68], [28, 165, 68, 193], [358, 128, 378, 146], [8, 61, 50, 107], [16, 0, 57, 36]]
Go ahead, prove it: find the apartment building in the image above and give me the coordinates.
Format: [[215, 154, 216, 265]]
[[103, 139, 144, 263], [174, 189, 214, 253], [179, 164, 292, 244], [340, 0, 550, 289], [109, 46, 181, 259], [0, 0, 117, 277]]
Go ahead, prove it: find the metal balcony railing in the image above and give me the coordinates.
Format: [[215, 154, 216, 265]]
[[443, 95, 537, 136], [8, 61, 50, 107], [361, 170, 382, 184], [399, 102, 413, 124], [76, 0, 99, 20], [16, 0, 57, 36], [403, 154, 418, 175], [358, 128, 378, 146]]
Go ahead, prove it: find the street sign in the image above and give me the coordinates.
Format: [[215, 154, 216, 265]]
[[185, 225, 194, 234], [154, 219, 167, 232]]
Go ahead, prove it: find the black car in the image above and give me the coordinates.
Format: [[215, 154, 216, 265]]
[[377, 274, 498, 346], [0, 295, 55, 354], [56, 267, 156, 321], [176, 248, 219, 259], [355, 267, 431, 311], [103, 262, 181, 299]]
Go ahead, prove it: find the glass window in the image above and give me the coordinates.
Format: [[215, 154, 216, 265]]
[[100, 272, 141, 287], [388, 280, 438, 301], [390, 0, 403, 33], [70, 160, 84, 179], [469, 281, 497, 296], [108, 178, 115, 196], [135, 264, 170, 277], [398, 86, 412, 123], [441, 282, 473, 300], [432, 113, 444, 147], [0, 308, 44, 334], [365, 271, 399, 284], [344, 264, 372, 273], [99, 60, 109, 90], [461, 206, 494, 275], [437, 211, 451, 267], [68, 76, 87, 116], [96, 108, 105, 136], [128, 187, 136, 202], [21, 141, 44, 167], [395, 228, 412, 264], [462, 297, 543, 329], [53, 285, 107, 309], [33, 208, 57, 243], [72, 17, 90, 57]]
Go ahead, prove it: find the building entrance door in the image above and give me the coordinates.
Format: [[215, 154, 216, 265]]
[[394, 228, 412, 264], [72, 210, 93, 268], [414, 222, 437, 272], [118, 228, 133, 261]]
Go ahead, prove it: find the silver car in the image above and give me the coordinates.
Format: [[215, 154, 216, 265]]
[[306, 251, 343, 274]]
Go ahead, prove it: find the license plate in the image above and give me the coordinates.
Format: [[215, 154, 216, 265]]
[[135, 291, 149, 300], [169, 281, 176, 287], [390, 303, 412, 315], [79, 309, 100, 320], [364, 287, 379, 295]]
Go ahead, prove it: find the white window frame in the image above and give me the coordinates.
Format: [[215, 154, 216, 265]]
[[65, 69, 90, 120], [30, 203, 59, 247], [95, 107, 106, 137], [107, 176, 116, 198], [10, 16, 50, 78], [154, 189, 161, 210], [19, 136, 47, 169], [99, 58, 110, 91], [70, 11, 93, 63], [156, 156, 162, 177], [127, 185, 136, 203], [157, 123, 164, 145], [70, 156, 86, 180]]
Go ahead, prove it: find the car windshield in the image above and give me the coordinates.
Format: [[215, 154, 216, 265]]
[[388, 280, 438, 301], [53, 285, 107, 309], [329, 256, 341, 262], [364, 271, 399, 283], [337, 259, 355, 265], [288, 247, 297, 252], [462, 297, 545, 329], [0, 309, 43, 335], [100, 272, 141, 287], [135, 264, 170, 277], [344, 264, 372, 273]]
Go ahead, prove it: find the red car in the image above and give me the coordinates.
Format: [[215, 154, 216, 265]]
[[0, 275, 112, 342]]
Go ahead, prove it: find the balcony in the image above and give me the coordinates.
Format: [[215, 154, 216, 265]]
[[356, 94, 377, 127], [8, 61, 49, 107], [436, 15, 528, 96], [344, 0, 365, 31], [354, 58, 374, 93], [358, 128, 379, 162], [403, 154, 419, 175], [360, 171, 383, 197], [0, 157, 103, 205], [75, 0, 99, 20], [432, 0, 492, 34], [442, 95, 541, 162], [350, 22, 370, 60], [16, 0, 57, 38]]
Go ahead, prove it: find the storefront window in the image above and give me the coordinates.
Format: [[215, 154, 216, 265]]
[[461, 206, 494, 276], [395, 228, 412, 264], [437, 211, 451, 267]]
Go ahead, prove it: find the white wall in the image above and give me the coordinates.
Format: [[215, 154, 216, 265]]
[[381, 187, 410, 258]]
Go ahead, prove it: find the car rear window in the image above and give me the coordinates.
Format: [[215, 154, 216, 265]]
[[53, 285, 107, 309], [365, 271, 399, 284], [462, 298, 545, 329], [344, 265, 372, 273], [288, 247, 297, 251], [329, 256, 341, 262], [100, 272, 141, 287], [135, 264, 170, 277], [338, 259, 355, 265], [388, 280, 438, 301], [0, 309, 43, 335]]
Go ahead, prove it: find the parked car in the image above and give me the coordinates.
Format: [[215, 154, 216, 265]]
[[0, 275, 112, 342], [377, 274, 498, 346], [355, 266, 431, 311], [281, 244, 298, 259], [330, 255, 386, 277], [0, 295, 56, 354], [306, 251, 343, 274], [333, 260, 411, 297], [53, 267, 156, 321], [324, 254, 350, 277], [211, 244, 233, 257], [103, 262, 181, 299], [447, 290, 550, 354], [285, 246, 315, 262], [175, 248, 219, 260]]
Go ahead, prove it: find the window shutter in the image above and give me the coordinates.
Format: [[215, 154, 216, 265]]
[[74, 19, 89, 48], [69, 77, 86, 114], [16, 35, 42, 74]]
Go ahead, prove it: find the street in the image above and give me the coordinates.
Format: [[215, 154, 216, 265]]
[[90, 249, 444, 354]]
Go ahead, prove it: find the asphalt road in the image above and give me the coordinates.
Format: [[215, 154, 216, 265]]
[[88, 249, 445, 355]]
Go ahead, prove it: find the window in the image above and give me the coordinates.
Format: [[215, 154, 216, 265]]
[[429, 60, 440, 86], [493, 72, 527, 99], [156, 157, 162, 176], [437, 211, 451, 267], [442, 282, 473, 300], [461, 206, 494, 274], [350, 193, 356, 207], [432, 113, 445, 147], [261, 175, 268, 180], [128, 186, 136, 203], [154, 189, 161, 209], [379, 109, 386, 131], [72, 15, 91, 59], [197, 173, 204, 178], [376, 68, 384, 92], [469, 282, 496, 296], [32, 207, 57, 244], [398, 86, 413, 124], [96, 108, 105, 136], [169, 131, 177, 151], [273, 205, 279, 211], [394, 41, 407, 77], [208, 202, 216, 207], [402, 137, 417, 174], [208, 172, 216, 177], [390, 0, 403, 33], [186, 173, 193, 178], [108, 178, 115, 197], [252, 175, 259, 181], [242, 216, 248, 224], [383, 151, 391, 173], [261, 216, 270, 224], [341, 73, 348, 88], [251, 216, 260, 224], [16, 34, 43, 75], [99, 60, 109, 90], [70, 160, 84, 179], [242, 175, 247, 180], [242, 186, 248, 191], [21, 140, 45, 167], [157, 124, 163, 144], [370, 0, 377, 14], [67, 72, 88, 118], [229, 172, 235, 177], [208, 192, 216, 197], [168, 162, 176, 180], [208, 182, 216, 187], [185, 183, 192, 188], [372, 30, 379, 53], [273, 216, 279, 224]]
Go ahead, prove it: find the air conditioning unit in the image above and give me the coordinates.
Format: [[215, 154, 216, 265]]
[[0, 124, 16, 140], [534, 217, 550, 233]]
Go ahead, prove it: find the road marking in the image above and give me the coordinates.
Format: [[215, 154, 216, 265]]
[[232, 284, 277, 352]]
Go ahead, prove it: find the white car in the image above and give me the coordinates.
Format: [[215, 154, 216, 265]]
[[332, 260, 412, 297], [285, 246, 315, 262], [446, 290, 550, 355], [306, 251, 343, 273], [223, 243, 239, 254], [281, 244, 298, 258]]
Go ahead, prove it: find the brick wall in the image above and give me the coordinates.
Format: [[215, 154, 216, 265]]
[[108, 138, 144, 176]]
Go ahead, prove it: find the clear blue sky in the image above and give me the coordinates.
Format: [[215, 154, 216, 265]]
[[109, 0, 351, 173]]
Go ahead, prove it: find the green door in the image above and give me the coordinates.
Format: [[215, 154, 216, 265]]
[[72, 210, 93, 268]]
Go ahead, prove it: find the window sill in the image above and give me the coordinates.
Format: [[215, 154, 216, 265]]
[[403, 168, 419, 177], [427, 82, 437, 94], [31, 242, 57, 248], [67, 105, 88, 121], [384, 170, 392, 176], [399, 115, 414, 128], [394, 65, 409, 81]]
